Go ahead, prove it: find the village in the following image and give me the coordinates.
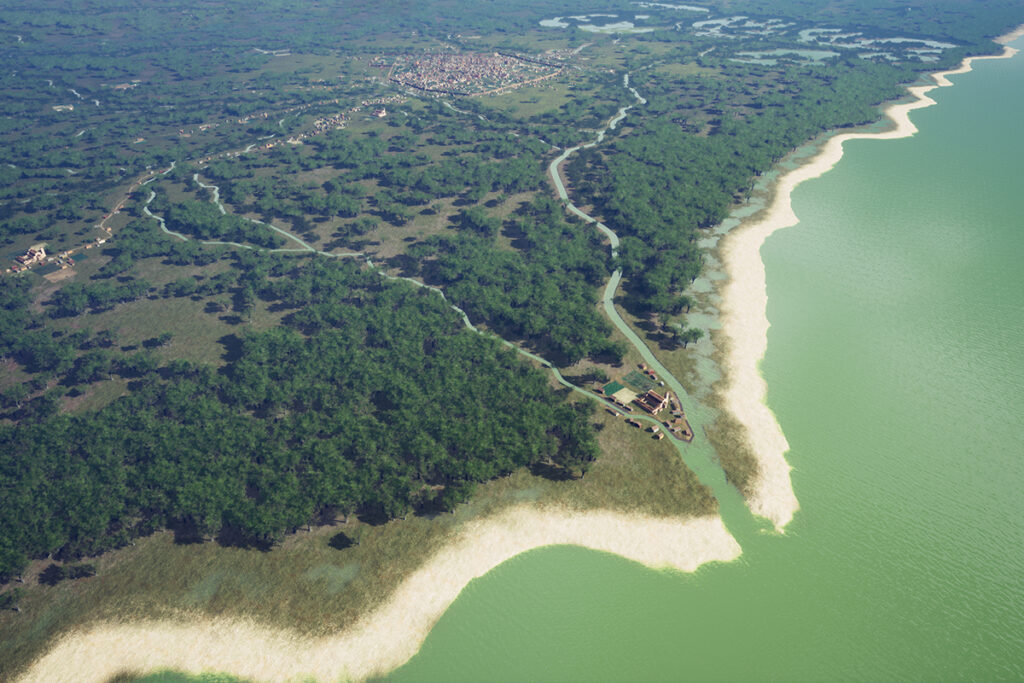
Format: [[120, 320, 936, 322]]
[[306, 94, 406, 137], [385, 50, 562, 96], [600, 363, 694, 442]]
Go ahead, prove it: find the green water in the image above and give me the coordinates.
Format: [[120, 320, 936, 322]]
[[387, 40, 1024, 683]]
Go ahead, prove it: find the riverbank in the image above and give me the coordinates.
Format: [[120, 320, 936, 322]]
[[15, 26, 1023, 682], [18, 507, 738, 683], [715, 28, 1023, 532], [2, 407, 718, 681], [8, 73, 733, 681]]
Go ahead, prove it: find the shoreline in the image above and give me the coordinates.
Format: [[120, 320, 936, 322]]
[[715, 28, 1023, 532], [18, 506, 739, 682], [15, 23, 1024, 683]]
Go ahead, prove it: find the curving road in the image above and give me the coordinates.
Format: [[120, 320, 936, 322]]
[[140, 74, 716, 445], [135, 74, 757, 531], [546, 75, 760, 535], [547, 76, 706, 421], [143, 171, 652, 429]]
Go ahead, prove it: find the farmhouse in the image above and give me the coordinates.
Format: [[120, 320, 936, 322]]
[[634, 389, 669, 415], [15, 244, 46, 267]]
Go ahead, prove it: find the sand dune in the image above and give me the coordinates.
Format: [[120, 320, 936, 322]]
[[717, 34, 1022, 532], [18, 507, 739, 682]]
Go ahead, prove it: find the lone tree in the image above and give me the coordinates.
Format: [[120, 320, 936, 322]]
[[0, 588, 24, 611], [672, 295, 693, 314]]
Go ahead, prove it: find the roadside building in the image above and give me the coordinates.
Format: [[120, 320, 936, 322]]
[[16, 244, 46, 267], [634, 389, 669, 415]]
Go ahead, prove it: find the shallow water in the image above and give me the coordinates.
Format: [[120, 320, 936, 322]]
[[387, 38, 1024, 683]]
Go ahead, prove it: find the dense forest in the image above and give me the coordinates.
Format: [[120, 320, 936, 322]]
[[0, 254, 598, 579], [1, 0, 1021, 595], [159, 199, 287, 249], [190, 104, 620, 364], [566, 60, 909, 314], [409, 195, 621, 364]]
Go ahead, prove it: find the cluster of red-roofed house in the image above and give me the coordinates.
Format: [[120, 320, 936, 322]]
[[598, 363, 694, 442]]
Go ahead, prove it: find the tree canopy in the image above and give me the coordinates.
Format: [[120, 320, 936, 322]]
[[0, 255, 598, 579]]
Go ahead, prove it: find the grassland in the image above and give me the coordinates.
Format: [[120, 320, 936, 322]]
[[480, 83, 577, 120], [0, 390, 713, 678], [1, 17, 752, 680]]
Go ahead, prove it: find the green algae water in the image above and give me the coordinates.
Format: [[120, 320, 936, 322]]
[[387, 41, 1024, 683]]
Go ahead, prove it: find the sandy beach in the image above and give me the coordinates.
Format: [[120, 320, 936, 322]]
[[717, 31, 1023, 532], [18, 507, 739, 682], [17, 22, 1024, 683]]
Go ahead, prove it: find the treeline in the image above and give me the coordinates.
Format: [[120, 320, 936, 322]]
[[0, 277, 76, 377], [0, 255, 598, 580], [158, 198, 286, 249], [108, 217, 229, 267], [0, 278, 158, 383], [569, 60, 909, 313], [48, 279, 151, 318]]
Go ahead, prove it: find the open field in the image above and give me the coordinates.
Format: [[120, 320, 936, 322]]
[[53, 293, 286, 367], [479, 82, 576, 119]]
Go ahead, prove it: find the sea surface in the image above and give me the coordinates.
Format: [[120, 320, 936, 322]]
[[387, 38, 1024, 682]]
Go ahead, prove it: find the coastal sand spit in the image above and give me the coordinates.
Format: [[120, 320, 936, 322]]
[[18, 507, 739, 682], [17, 24, 1024, 683], [717, 33, 1022, 532]]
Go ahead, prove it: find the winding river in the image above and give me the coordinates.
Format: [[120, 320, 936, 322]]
[[387, 33, 1024, 683], [24, 31, 1024, 682], [138, 74, 754, 535]]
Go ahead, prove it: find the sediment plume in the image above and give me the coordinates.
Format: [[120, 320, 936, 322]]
[[717, 32, 1022, 532], [18, 507, 739, 683]]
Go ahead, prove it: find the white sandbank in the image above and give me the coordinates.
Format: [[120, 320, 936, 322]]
[[20, 24, 1023, 683], [18, 507, 739, 682], [717, 31, 1022, 532]]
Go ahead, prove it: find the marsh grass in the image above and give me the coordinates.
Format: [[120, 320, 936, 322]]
[[611, 286, 761, 497], [0, 35, 735, 679], [699, 394, 760, 496], [129, 672, 252, 683], [0, 395, 714, 680]]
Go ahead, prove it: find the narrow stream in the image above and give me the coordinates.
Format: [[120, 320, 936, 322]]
[[136, 72, 759, 538], [546, 73, 762, 538]]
